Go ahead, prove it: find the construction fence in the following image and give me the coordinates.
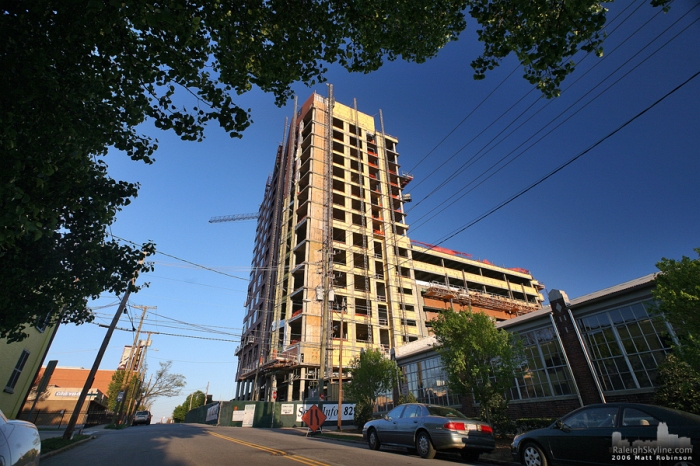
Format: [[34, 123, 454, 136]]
[[184, 400, 357, 429]]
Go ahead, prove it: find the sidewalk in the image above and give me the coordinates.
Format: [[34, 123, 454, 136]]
[[38, 424, 111, 440]]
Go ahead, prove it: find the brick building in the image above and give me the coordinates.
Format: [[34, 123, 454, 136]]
[[395, 274, 674, 419]]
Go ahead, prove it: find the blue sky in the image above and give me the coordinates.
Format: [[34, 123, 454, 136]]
[[45, 1, 700, 422]]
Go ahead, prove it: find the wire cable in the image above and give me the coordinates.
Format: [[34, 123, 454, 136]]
[[409, 6, 699, 232], [434, 69, 700, 245], [111, 234, 250, 282]]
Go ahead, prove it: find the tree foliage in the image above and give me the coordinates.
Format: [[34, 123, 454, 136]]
[[346, 348, 400, 406], [346, 348, 399, 429], [397, 392, 418, 405], [652, 247, 700, 369], [106, 370, 142, 412], [172, 390, 206, 423], [469, 0, 671, 97], [140, 361, 186, 408], [1, 0, 672, 341], [654, 354, 700, 416], [432, 308, 523, 423], [0, 0, 467, 342]]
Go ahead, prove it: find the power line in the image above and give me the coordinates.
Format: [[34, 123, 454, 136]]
[[92, 322, 239, 342], [110, 234, 250, 282], [91, 311, 242, 336], [150, 356, 236, 364], [434, 68, 700, 245], [409, 4, 699, 232], [405, 0, 648, 198], [405, 64, 521, 175]]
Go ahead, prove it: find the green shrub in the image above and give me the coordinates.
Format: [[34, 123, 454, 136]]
[[479, 393, 515, 437], [354, 401, 374, 430], [655, 354, 700, 415], [397, 392, 417, 405], [515, 418, 558, 432]]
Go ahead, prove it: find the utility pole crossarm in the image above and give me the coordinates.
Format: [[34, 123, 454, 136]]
[[208, 213, 259, 223]]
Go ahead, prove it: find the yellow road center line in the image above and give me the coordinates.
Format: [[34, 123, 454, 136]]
[[206, 431, 329, 466]]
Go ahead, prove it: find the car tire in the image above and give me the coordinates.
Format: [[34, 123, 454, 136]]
[[368, 428, 381, 450], [415, 431, 437, 459], [521, 442, 548, 466], [460, 449, 480, 462]]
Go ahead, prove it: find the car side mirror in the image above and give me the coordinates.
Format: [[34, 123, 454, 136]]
[[555, 419, 570, 433], [383, 414, 389, 421]]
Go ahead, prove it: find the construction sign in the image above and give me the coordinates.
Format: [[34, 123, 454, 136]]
[[301, 404, 326, 433]]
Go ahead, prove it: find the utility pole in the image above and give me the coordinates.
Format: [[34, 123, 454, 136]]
[[337, 298, 346, 431], [319, 83, 334, 398], [127, 332, 152, 418], [115, 305, 156, 425], [62, 256, 146, 440]]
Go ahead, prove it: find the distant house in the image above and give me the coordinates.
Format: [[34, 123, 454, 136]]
[[0, 322, 59, 418]]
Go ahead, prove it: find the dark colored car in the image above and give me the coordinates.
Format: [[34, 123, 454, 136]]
[[0, 409, 41, 466], [132, 410, 152, 426], [511, 403, 700, 466], [362, 403, 495, 461]]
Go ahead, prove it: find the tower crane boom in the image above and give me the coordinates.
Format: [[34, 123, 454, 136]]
[[209, 213, 259, 223]]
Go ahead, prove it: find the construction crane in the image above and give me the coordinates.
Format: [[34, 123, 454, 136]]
[[208, 213, 259, 223]]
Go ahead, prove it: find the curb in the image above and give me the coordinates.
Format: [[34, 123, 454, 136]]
[[40, 436, 96, 460], [318, 433, 519, 465], [315, 433, 365, 444]]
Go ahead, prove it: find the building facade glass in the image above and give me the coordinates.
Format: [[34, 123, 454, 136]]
[[577, 300, 674, 391], [510, 327, 575, 400], [402, 356, 460, 406]]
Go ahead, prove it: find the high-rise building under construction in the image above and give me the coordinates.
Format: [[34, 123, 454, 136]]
[[234, 90, 545, 402]]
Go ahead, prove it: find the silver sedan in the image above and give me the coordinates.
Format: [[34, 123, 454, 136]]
[[0, 409, 41, 466], [362, 403, 495, 461]]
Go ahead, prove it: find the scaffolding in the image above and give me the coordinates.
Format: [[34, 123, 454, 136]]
[[423, 282, 540, 316]]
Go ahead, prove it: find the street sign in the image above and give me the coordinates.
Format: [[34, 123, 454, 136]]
[[301, 404, 326, 433], [117, 391, 125, 402], [272, 390, 277, 401]]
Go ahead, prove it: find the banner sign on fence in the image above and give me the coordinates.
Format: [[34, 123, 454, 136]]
[[232, 407, 245, 422], [280, 404, 294, 415], [296, 403, 356, 422], [206, 402, 220, 422]]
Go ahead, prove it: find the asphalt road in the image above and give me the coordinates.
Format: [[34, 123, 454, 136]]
[[40, 424, 496, 466]]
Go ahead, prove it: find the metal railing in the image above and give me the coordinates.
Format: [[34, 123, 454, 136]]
[[17, 410, 112, 427]]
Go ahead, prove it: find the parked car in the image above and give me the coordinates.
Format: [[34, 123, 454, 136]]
[[511, 403, 700, 466], [0, 409, 41, 466], [132, 410, 152, 426], [362, 403, 495, 461]]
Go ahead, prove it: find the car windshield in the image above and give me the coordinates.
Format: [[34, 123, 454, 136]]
[[136, 411, 149, 416], [426, 406, 468, 419]]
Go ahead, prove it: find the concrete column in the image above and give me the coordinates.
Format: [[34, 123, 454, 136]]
[[299, 368, 306, 401], [287, 373, 294, 401], [270, 376, 278, 402]]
